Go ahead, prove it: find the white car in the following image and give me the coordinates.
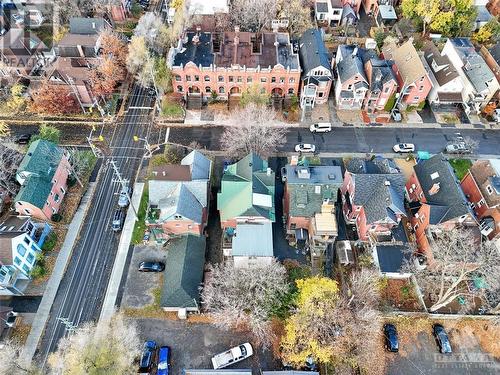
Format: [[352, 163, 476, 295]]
[[392, 143, 415, 153], [211, 343, 253, 369], [295, 143, 316, 153]]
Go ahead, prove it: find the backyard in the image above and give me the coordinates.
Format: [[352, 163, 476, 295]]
[[449, 159, 472, 180]]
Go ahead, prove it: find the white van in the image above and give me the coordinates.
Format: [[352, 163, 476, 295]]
[[310, 122, 332, 133]]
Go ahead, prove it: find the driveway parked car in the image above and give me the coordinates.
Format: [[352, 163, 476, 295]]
[[138, 340, 157, 374], [139, 261, 165, 272], [383, 324, 399, 352], [157, 346, 171, 375], [433, 324, 452, 354], [445, 143, 471, 154], [118, 185, 132, 208], [295, 143, 316, 153], [393, 143, 415, 153]]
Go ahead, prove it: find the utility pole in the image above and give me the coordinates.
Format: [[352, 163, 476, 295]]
[[57, 317, 78, 333], [109, 159, 138, 220]]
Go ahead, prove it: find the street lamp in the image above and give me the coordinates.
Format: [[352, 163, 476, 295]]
[[133, 135, 155, 158]]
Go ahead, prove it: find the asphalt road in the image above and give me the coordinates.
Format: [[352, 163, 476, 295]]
[[169, 126, 500, 157], [35, 85, 154, 366]]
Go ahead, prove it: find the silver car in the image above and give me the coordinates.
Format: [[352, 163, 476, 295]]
[[295, 143, 316, 153], [118, 185, 132, 207]]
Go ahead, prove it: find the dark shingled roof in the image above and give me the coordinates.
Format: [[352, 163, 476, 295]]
[[160, 235, 206, 309], [413, 154, 471, 224], [69, 17, 107, 35], [316, 2, 329, 12], [423, 41, 459, 87], [173, 32, 215, 67], [376, 244, 411, 273], [299, 29, 331, 76], [346, 157, 399, 174], [367, 59, 396, 92], [337, 52, 366, 83]]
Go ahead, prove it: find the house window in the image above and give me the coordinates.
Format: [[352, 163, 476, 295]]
[[60, 187, 66, 195], [186, 75, 191, 81], [420, 214, 425, 223], [194, 75, 200, 81], [229, 76, 234, 82], [384, 87, 389, 93], [204, 75, 210, 82], [348, 84, 353, 90], [175, 75, 181, 81], [174, 214, 182, 219], [413, 96, 420, 103], [22, 264, 30, 274], [53, 179, 57, 184], [24, 208, 31, 215], [188, 225, 193, 229], [261, 77, 267, 83], [27, 253, 35, 264], [205, 86, 211, 93], [319, 92, 324, 97], [289, 77, 295, 83], [478, 199, 485, 207], [237, 76, 242, 83], [271, 77, 276, 83], [14, 257, 22, 266], [54, 193, 60, 203], [24, 237, 30, 246], [356, 206, 361, 211], [247, 77, 253, 83], [51, 207, 56, 214], [419, 192, 424, 199], [288, 88, 294, 94], [219, 87, 225, 93], [177, 85, 183, 92], [17, 244, 27, 257], [486, 185, 493, 195], [419, 85, 424, 92], [218, 75, 224, 82], [280, 77, 285, 83], [414, 223, 419, 231]]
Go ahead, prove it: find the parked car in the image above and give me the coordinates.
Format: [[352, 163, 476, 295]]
[[157, 346, 171, 375], [391, 109, 402, 122], [15, 134, 32, 144], [310, 122, 332, 133], [139, 261, 165, 272], [383, 324, 399, 352], [433, 324, 452, 354], [393, 143, 415, 153], [111, 209, 125, 232], [295, 143, 316, 153], [445, 142, 471, 154], [211, 343, 253, 369], [118, 185, 132, 208], [138, 340, 157, 374]]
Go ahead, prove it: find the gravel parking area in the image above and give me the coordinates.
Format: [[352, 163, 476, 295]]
[[133, 318, 280, 374], [122, 245, 167, 308], [386, 321, 500, 375]]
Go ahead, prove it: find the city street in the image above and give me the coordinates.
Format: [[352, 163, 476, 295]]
[[168, 126, 500, 157], [34, 85, 154, 367]]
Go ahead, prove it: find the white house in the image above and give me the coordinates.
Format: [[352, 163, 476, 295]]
[[442, 38, 499, 113], [422, 41, 466, 107], [315, 0, 343, 26], [0, 216, 51, 295]]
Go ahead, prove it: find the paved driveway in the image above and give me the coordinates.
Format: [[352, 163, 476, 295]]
[[133, 318, 280, 374], [121, 245, 168, 308], [386, 323, 500, 374]]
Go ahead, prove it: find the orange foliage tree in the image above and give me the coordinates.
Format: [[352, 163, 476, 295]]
[[30, 81, 80, 115]]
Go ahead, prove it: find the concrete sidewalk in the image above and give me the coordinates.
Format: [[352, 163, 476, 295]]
[[21, 183, 97, 366], [99, 182, 145, 324]]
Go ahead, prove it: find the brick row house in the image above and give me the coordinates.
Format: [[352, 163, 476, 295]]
[[168, 28, 301, 102], [405, 154, 476, 257], [283, 163, 343, 259], [461, 159, 500, 244]]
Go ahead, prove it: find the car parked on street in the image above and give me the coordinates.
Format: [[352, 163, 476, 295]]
[[138, 340, 157, 374], [139, 261, 165, 272], [445, 142, 471, 154], [393, 143, 415, 153], [310, 122, 332, 133], [295, 143, 316, 153], [118, 185, 132, 208], [111, 209, 125, 232], [433, 324, 452, 354], [157, 346, 171, 375], [383, 324, 399, 352]]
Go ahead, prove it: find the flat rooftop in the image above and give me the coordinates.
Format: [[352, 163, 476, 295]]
[[284, 165, 343, 185]]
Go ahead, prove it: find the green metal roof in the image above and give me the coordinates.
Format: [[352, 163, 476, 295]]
[[217, 153, 275, 222], [15, 140, 64, 209], [160, 235, 206, 309]]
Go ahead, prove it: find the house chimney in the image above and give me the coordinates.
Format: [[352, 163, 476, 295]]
[[267, 167, 272, 176], [428, 182, 440, 195], [375, 69, 383, 82]]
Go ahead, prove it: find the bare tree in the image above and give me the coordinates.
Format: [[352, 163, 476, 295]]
[[48, 313, 141, 374], [230, 0, 278, 31], [201, 260, 289, 348], [220, 104, 287, 158], [126, 36, 150, 76], [277, 0, 314, 36], [0, 340, 35, 374], [134, 12, 170, 54], [0, 142, 23, 195], [407, 228, 500, 313], [463, 136, 480, 154]]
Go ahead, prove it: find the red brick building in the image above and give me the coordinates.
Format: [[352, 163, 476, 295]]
[[168, 29, 301, 101]]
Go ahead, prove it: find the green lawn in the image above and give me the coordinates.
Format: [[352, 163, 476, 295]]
[[449, 159, 472, 180], [131, 185, 149, 245], [161, 99, 184, 117]]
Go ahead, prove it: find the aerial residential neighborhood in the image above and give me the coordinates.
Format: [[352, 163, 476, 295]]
[[0, 0, 499, 374]]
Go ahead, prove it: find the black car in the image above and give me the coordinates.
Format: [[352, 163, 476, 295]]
[[139, 261, 165, 272], [15, 134, 32, 144], [383, 324, 399, 352], [433, 324, 452, 354], [138, 340, 157, 373]]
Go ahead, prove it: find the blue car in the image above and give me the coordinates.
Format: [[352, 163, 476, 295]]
[[157, 346, 171, 375], [433, 324, 452, 354], [383, 324, 399, 352], [138, 340, 157, 374]]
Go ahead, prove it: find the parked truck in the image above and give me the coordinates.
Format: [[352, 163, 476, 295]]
[[211, 343, 253, 369]]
